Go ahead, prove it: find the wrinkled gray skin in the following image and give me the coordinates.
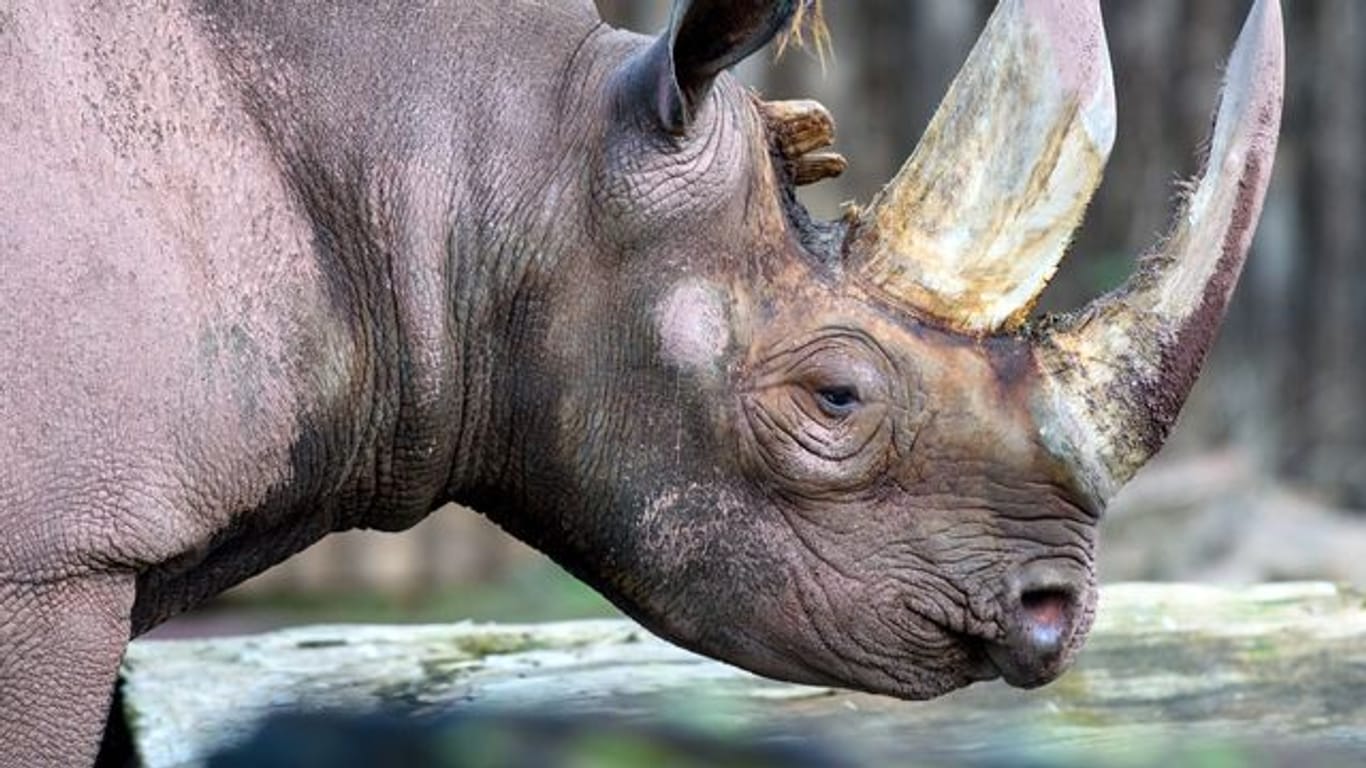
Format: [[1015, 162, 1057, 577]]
[[0, 1, 1098, 764]]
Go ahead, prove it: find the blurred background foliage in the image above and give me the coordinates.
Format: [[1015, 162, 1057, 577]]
[[163, 0, 1365, 637]]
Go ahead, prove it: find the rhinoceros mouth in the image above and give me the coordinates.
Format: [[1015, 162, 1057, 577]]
[[953, 633, 1009, 685], [946, 625, 1072, 690]]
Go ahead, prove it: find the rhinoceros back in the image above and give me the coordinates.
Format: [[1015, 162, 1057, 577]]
[[0, 0, 360, 604]]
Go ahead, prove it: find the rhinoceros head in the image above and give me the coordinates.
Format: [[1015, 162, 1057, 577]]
[[501, 0, 1283, 698]]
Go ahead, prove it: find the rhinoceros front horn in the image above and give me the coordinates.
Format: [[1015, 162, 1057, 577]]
[[843, 0, 1285, 506], [1036, 0, 1283, 505]]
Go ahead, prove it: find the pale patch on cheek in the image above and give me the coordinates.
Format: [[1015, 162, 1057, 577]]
[[655, 279, 731, 372]]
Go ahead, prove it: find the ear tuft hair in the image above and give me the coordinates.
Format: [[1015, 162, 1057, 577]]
[[776, 0, 831, 64]]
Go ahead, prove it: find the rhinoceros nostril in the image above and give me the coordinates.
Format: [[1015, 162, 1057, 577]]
[[982, 582, 1082, 689], [1019, 587, 1074, 656]]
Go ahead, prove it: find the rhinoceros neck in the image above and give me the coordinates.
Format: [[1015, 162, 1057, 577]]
[[195, 0, 611, 528]]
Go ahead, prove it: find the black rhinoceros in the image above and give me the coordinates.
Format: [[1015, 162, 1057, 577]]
[[0, 0, 1282, 764]]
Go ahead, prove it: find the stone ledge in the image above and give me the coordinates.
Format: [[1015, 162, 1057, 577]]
[[121, 582, 1366, 767]]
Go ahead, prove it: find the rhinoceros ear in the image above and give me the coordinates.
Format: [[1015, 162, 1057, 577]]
[[638, 0, 801, 133]]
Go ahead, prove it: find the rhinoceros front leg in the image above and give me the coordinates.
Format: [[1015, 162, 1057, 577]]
[[0, 573, 134, 768]]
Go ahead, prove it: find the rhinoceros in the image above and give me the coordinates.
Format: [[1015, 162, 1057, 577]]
[[0, 0, 1282, 764]]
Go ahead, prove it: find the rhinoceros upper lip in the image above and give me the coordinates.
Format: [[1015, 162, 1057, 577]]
[[981, 638, 1069, 690]]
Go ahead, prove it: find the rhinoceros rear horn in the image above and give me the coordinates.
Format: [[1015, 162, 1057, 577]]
[[845, 0, 1116, 335], [633, 0, 804, 133]]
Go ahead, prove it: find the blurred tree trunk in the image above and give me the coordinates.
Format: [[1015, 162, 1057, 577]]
[[1296, 0, 1366, 503], [595, 0, 665, 33]]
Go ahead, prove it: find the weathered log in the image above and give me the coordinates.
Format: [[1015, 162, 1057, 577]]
[[121, 582, 1366, 767], [759, 99, 838, 158], [792, 151, 849, 186], [758, 98, 848, 186]]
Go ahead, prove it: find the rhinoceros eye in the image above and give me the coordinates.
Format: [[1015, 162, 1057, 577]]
[[814, 385, 861, 418]]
